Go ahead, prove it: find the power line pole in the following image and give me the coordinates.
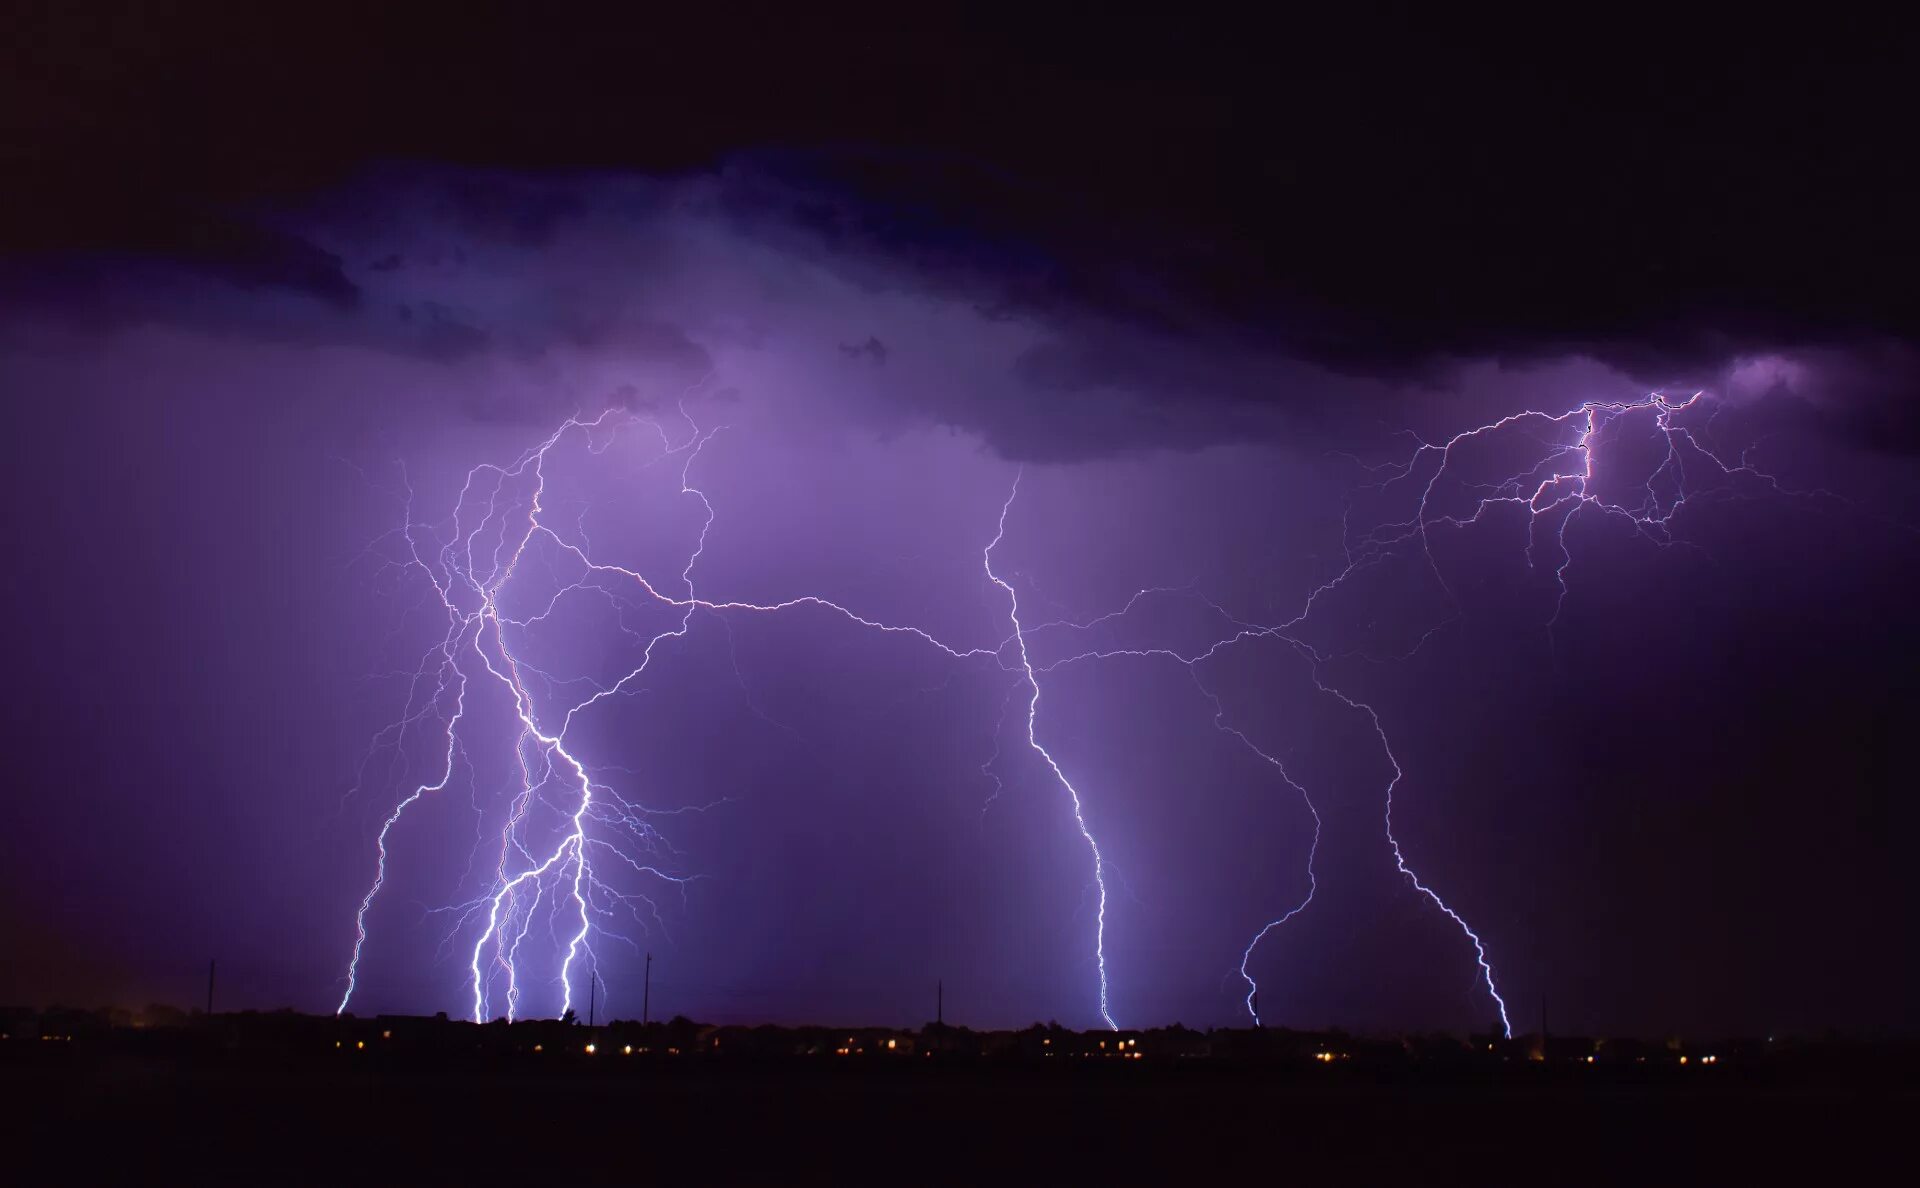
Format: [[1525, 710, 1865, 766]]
[[643, 953, 651, 1026], [588, 967, 596, 1028], [206, 959, 215, 1017], [937, 979, 943, 1027]]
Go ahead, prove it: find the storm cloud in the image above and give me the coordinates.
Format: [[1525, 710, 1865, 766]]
[[9, 158, 1914, 467], [3, 5, 1915, 1036]]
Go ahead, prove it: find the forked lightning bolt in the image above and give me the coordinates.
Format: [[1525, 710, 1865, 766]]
[[340, 388, 1816, 1037], [1020, 390, 1822, 1036], [984, 472, 1117, 1029], [338, 411, 1126, 1026]]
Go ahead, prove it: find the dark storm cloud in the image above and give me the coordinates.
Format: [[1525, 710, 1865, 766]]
[[0, 208, 359, 324], [158, 215, 360, 308], [3, 152, 1913, 461], [3, 6, 1916, 1036], [0, 163, 1268, 452], [839, 336, 887, 363], [6, 6, 1918, 459], [0, 164, 1654, 462], [1779, 342, 1920, 455]]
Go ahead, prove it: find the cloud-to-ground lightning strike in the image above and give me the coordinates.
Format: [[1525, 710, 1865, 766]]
[[339, 387, 1809, 1036], [984, 472, 1118, 1030], [338, 409, 1129, 1026], [1022, 389, 1818, 1036], [1195, 672, 1320, 1028]]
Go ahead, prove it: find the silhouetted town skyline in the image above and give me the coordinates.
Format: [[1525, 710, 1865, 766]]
[[9, 1000, 1914, 1082]]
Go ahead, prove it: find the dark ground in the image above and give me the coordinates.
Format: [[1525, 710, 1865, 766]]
[[5, 1047, 1910, 1183]]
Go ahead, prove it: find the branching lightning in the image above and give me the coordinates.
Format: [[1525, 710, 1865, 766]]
[[984, 472, 1117, 1029], [1010, 390, 1816, 1036], [339, 387, 1810, 1037], [338, 410, 1127, 1026]]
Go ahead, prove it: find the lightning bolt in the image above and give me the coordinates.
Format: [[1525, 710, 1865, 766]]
[[1013, 389, 1835, 1037], [984, 471, 1117, 1030], [339, 386, 1835, 1039], [338, 410, 1131, 1026]]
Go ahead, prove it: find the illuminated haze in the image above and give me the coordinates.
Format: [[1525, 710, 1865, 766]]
[[4, 134, 1917, 1033]]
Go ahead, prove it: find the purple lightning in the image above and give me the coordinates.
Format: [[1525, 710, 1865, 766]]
[[984, 472, 1118, 1029], [337, 409, 1131, 1026], [1016, 389, 1823, 1036], [1373, 390, 1785, 633], [338, 386, 1818, 1037]]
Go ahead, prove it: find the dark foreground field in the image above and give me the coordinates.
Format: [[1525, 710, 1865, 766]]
[[5, 1047, 1911, 1184]]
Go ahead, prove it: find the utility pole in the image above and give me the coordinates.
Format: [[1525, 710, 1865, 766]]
[[643, 953, 651, 1026], [206, 959, 215, 1017], [588, 967, 596, 1028], [937, 979, 943, 1027]]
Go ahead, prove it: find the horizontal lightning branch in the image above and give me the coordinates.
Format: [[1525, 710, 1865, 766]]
[[339, 389, 1809, 1037], [338, 410, 1126, 1027]]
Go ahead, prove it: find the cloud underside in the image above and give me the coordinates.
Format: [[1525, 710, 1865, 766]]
[[2, 161, 1913, 458]]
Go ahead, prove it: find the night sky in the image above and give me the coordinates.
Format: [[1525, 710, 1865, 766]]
[[3, 5, 1916, 1038]]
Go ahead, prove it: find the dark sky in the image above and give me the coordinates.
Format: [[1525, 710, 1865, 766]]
[[2, 3, 1915, 1036]]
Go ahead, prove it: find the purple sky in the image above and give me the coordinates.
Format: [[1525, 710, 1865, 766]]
[[3, 164, 1914, 1037], [5, 10, 1919, 1037]]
